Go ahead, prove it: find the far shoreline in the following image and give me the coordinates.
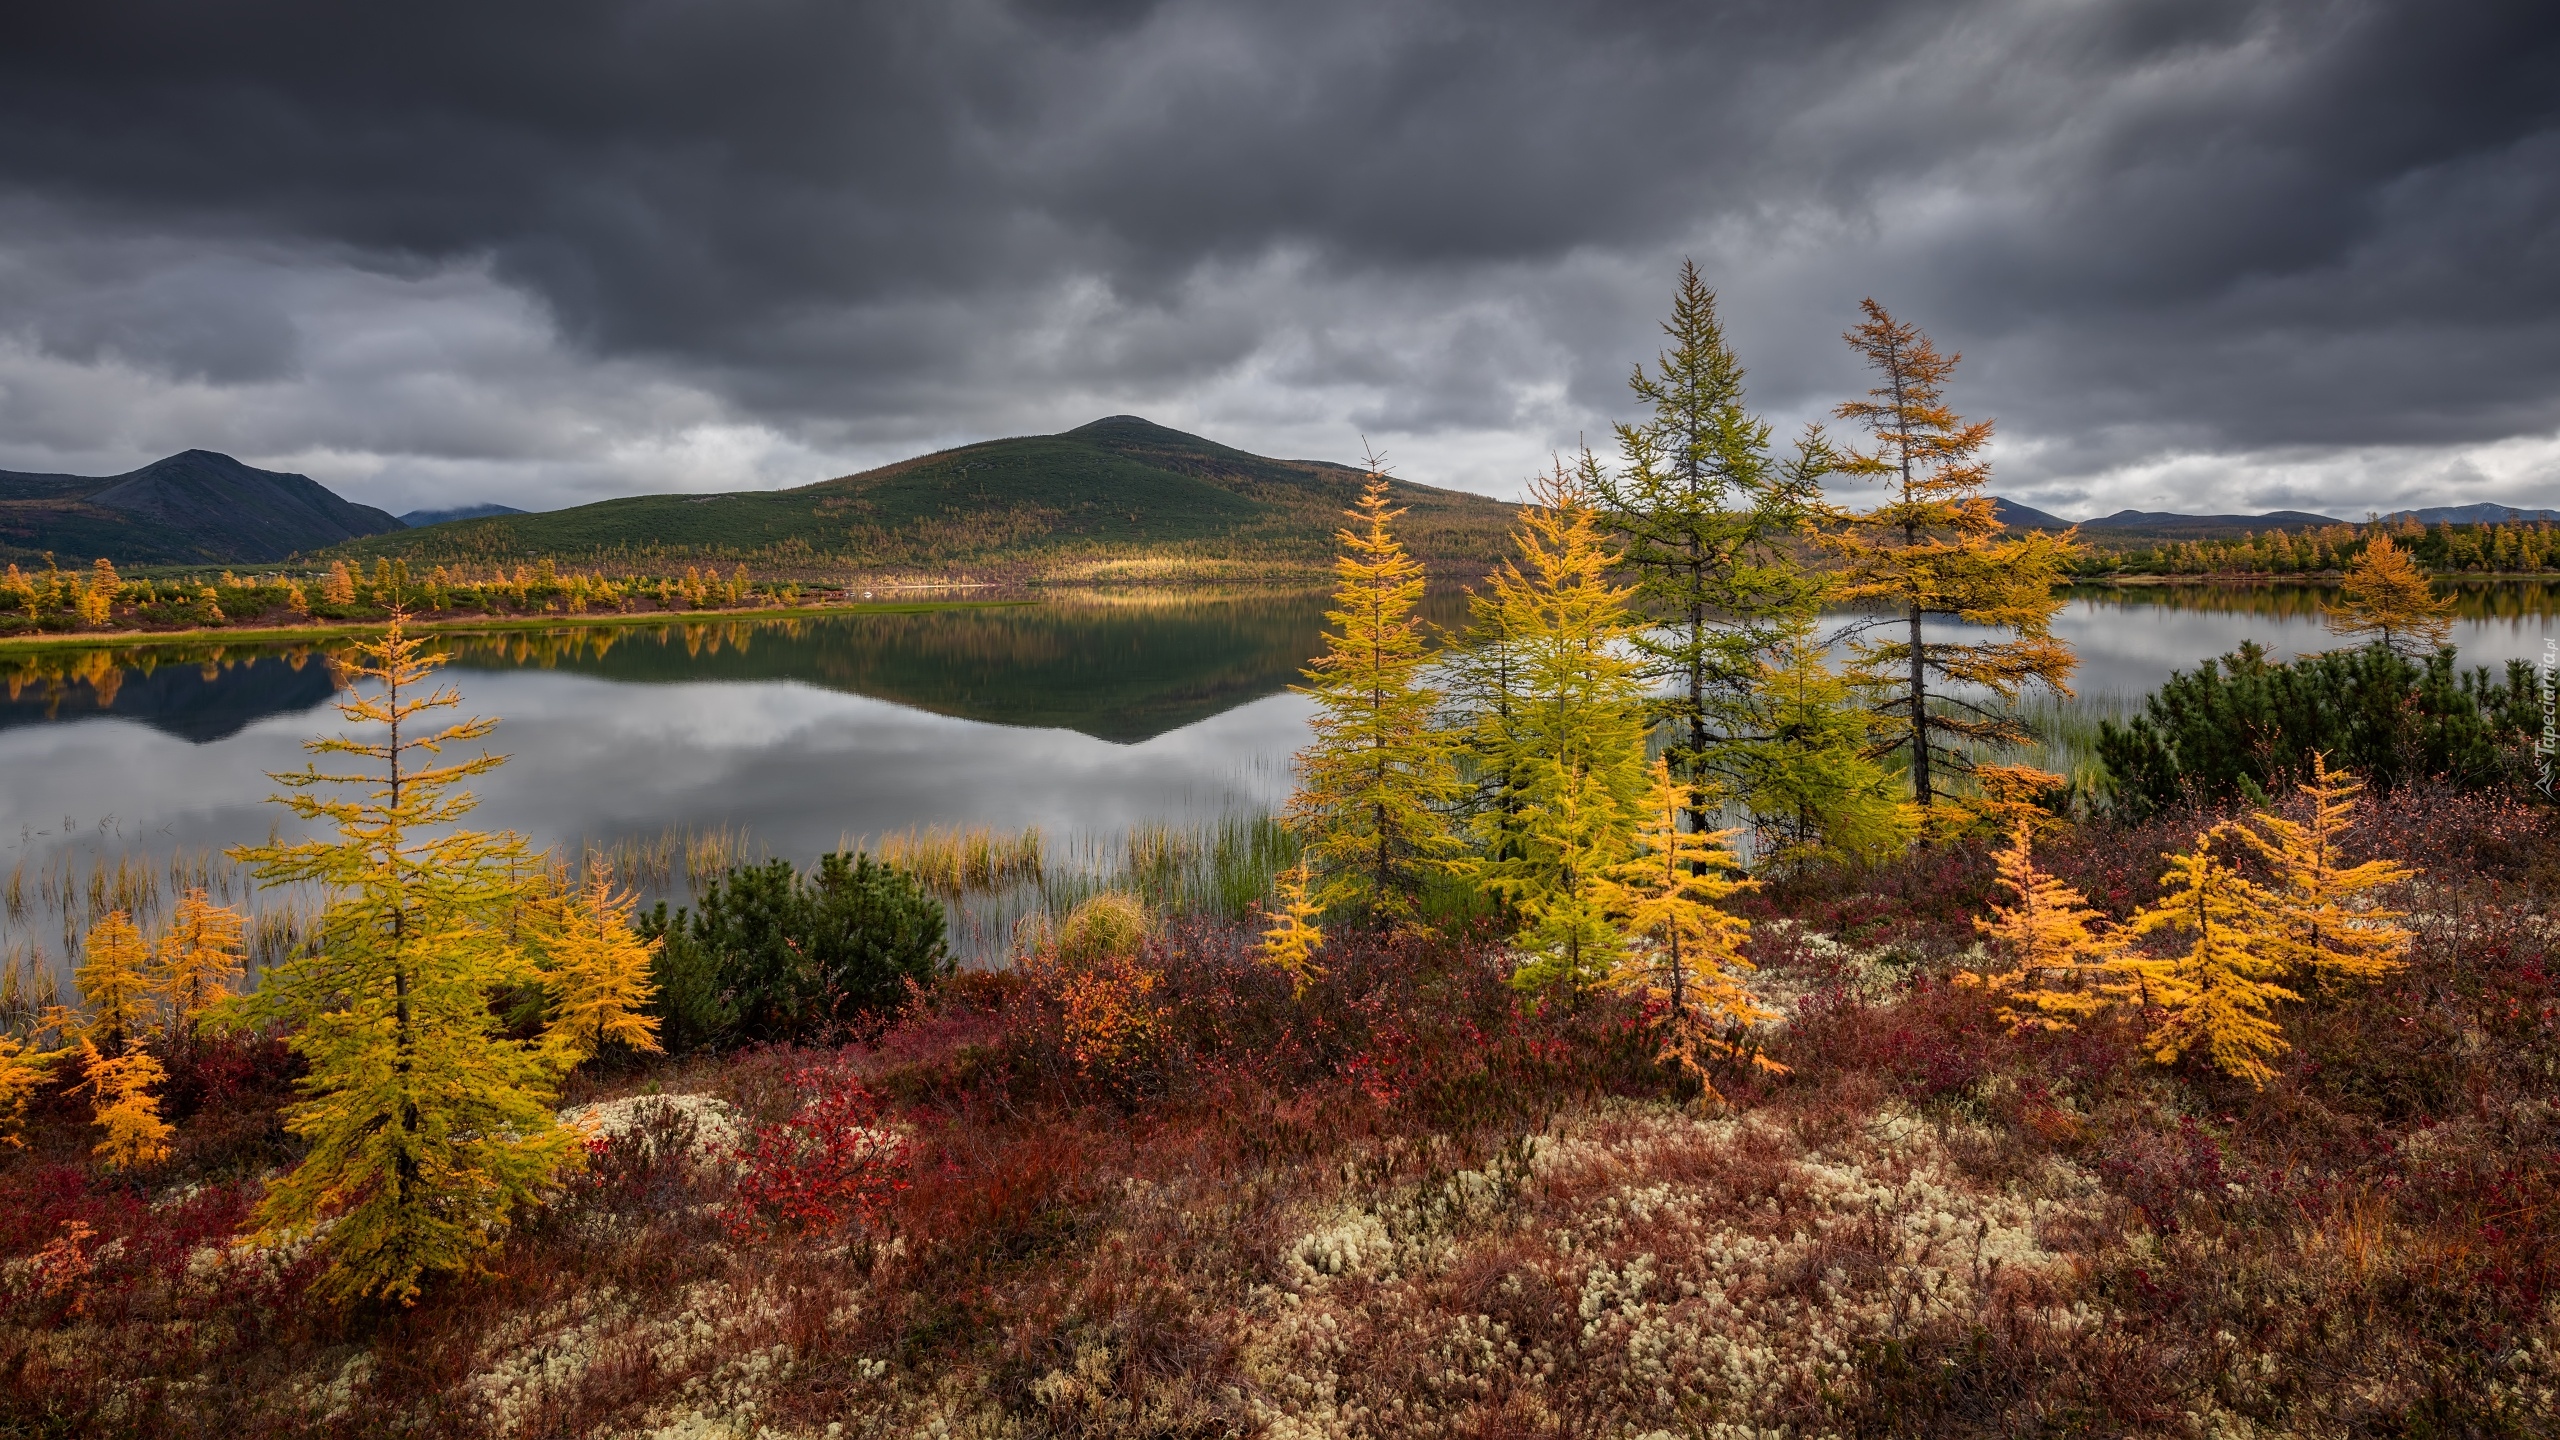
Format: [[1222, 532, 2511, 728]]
[[0, 595, 1038, 653]]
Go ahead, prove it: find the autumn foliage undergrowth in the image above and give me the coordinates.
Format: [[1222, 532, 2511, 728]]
[[6, 784, 2560, 1437]]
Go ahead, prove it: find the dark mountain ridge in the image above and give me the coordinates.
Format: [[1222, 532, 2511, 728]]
[[0, 450, 402, 564]]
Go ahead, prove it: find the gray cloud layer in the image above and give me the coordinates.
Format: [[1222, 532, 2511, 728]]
[[0, 0, 2553, 516]]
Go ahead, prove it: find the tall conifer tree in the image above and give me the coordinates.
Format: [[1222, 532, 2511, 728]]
[[226, 609, 576, 1304], [1825, 301, 2079, 815], [1287, 468, 1463, 921], [1596, 263, 1830, 830], [1468, 455, 1651, 995]]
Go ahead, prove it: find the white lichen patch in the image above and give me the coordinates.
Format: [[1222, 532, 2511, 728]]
[[558, 1092, 745, 1165], [1240, 1100, 2113, 1440], [1747, 922, 1902, 1025], [462, 1279, 790, 1435]]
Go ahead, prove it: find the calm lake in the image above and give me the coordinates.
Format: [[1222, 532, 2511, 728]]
[[4, 581, 2554, 966]]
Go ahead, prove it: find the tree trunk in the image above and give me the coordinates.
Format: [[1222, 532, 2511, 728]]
[[1907, 602, 1932, 811]]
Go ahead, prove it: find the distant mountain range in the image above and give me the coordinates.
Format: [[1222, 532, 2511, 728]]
[[9, 434, 2555, 571], [2385, 502, 2560, 525], [0, 450, 402, 565], [400, 502, 527, 528], [1990, 498, 2560, 543]]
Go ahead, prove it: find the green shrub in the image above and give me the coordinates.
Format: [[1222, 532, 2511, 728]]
[[2095, 641, 2537, 818], [639, 851, 949, 1047]]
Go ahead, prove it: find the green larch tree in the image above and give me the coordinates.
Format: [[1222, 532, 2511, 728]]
[[1596, 261, 1831, 832], [1739, 619, 1917, 868], [1466, 454, 1652, 996], [1825, 300, 2080, 816], [1286, 467, 1464, 921], [224, 608, 577, 1305]]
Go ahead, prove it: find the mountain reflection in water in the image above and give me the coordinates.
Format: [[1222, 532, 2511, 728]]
[[0, 646, 342, 743], [4, 582, 2556, 878], [430, 589, 1470, 744]]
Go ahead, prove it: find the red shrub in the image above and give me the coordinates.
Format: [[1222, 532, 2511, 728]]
[[727, 1059, 910, 1241]]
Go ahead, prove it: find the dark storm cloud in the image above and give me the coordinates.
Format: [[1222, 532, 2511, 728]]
[[0, 0, 2552, 513]]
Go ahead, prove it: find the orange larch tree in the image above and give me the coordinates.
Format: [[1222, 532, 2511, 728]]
[[2123, 826, 2299, 1087], [1824, 301, 2080, 816], [154, 888, 248, 1034], [2325, 533, 2454, 656], [1959, 822, 2125, 1031], [1258, 860, 1326, 998], [1601, 756, 1775, 1095], [534, 859, 664, 1070], [2235, 754, 2416, 988]]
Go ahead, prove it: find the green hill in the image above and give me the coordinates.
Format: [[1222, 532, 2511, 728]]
[[337, 417, 1519, 576]]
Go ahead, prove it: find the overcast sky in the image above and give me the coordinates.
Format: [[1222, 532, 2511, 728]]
[[0, 0, 2553, 519]]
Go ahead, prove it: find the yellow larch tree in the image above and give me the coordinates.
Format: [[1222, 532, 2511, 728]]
[[155, 888, 248, 1032], [78, 557, 119, 626], [1467, 454, 1652, 996], [533, 859, 664, 1070], [1286, 465, 1464, 921], [1958, 822, 2125, 1031], [77, 909, 159, 1053], [1938, 762, 2071, 843], [2235, 753, 2416, 988], [2324, 533, 2454, 657], [1258, 859, 1325, 998], [223, 607, 577, 1305], [1824, 300, 2080, 817], [1601, 756, 1776, 1095], [323, 559, 357, 605], [2123, 826, 2299, 1087], [0, 1038, 45, 1148], [78, 1040, 173, 1171]]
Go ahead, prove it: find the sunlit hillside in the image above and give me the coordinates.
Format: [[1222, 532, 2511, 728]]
[[333, 417, 1521, 576]]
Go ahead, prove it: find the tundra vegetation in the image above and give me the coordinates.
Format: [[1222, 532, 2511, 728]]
[[2, 284, 2555, 1438], [0, 555, 816, 641]]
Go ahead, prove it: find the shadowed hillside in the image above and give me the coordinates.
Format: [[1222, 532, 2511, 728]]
[[0, 450, 402, 564]]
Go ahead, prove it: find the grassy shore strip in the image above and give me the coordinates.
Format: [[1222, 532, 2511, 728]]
[[0, 597, 1038, 652]]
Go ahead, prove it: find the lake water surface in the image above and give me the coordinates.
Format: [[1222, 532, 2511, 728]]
[[4, 581, 2554, 966]]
